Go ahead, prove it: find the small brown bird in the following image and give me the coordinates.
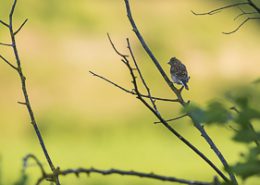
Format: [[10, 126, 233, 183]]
[[168, 57, 190, 90]]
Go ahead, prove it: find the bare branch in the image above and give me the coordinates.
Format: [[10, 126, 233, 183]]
[[126, 38, 159, 113], [107, 33, 128, 57], [23, 154, 46, 176], [191, 2, 249, 16], [3, 0, 60, 184], [123, 0, 181, 100], [0, 20, 9, 28], [123, 0, 235, 183], [192, 0, 260, 35], [0, 42, 12, 47], [234, 6, 258, 21], [89, 71, 179, 102], [36, 167, 214, 185], [223, 17, 260, 34], [0, 55, 18, 70], [14, 18, 28, 35], [17, 101, 27, 105], [9, 0, 17, 19], [154, 114, 188, 124], [247, 0, 260, 14], [96, 32, 229, 182], [234, 12, 258, 21]]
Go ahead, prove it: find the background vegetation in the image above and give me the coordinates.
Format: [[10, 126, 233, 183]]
[[0, 0, 259, 184]]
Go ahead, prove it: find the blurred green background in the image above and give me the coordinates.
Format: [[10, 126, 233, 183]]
[[0, 0, 260, 184]]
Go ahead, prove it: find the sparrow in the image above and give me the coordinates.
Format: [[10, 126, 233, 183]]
[[168, 57, 190, 90]]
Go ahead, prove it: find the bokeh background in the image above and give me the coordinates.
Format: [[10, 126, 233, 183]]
[[0, 0, 260, 184]]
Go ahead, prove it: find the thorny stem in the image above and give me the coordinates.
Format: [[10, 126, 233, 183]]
[[36, 167, 213, 185], [0, 0, 60, 184]]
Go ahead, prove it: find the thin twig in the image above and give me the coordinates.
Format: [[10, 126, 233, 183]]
[[126, 38, 159, 113], [234, 7, 258, 21], [192, 0, 260, 34], [230, 106, 240, 114], [0, 42, 12, 47], [123, 0, 236, 184], [5, 0, 60, 184], [0, 54, 18, 70], [89, 71, 179, 103], [223, 17, 260, 34], [14, 18, 28, 35], [154, 114, 188, 124], [36, 167, 213, 185], [248, 0, 260, 14], [17, 101, 27, 105], [191, 2, 249, 16], [23, 154, 46, 176], [0, 20, 9, 28], [230, 106, 260, 147], [107, 33, 128, 57]]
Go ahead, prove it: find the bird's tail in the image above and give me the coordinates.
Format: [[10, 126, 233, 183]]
[[181, 81, 189, 90]]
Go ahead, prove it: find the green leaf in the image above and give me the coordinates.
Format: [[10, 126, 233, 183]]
[[233, 129, 260, 143], [204, 102, 230, 124], [253, 78, 260, 84], [232, 147, 260, 180], [182, 104, 206, 123], [232, 161, 260, 180], [234, 108, 260, 128]]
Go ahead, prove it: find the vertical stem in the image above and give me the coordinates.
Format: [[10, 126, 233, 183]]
[[8, 0, 60, 184]]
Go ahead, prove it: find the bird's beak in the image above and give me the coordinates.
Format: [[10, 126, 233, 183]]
[[167, 61, 170, 65]]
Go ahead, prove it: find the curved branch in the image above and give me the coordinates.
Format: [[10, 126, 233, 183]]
[[36, 167, 213, 185], [223, 17, 260, 34], [14, 18, 28, 35], [23, 154, 46, 176], [191, 2, 249, 16]]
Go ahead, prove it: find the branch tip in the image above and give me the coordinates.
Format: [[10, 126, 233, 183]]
[[14, 18, 28, 35]]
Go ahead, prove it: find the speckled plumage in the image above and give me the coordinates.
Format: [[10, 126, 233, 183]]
[[168, 57, 190, 90]]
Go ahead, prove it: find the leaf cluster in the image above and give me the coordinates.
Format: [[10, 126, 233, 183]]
[[184, 83, 260, 181]]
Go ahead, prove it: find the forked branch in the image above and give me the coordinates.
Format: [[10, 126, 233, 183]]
[[89, 71, 179, 102], [192, 0, 260, 34], [23, 154, 214, 185], [91, 33, 228, 182], [0, 0, 60, 184], [123, 0, 237, 184]]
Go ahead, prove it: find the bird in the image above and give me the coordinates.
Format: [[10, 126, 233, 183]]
[[168, 57, 190, 90]]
